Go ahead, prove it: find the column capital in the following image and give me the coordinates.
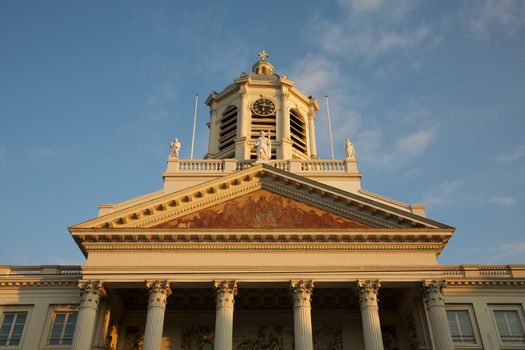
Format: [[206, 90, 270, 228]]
[[357, 280, 380, 307], [145, 280, 172, 308], [78, 280, 106, 309], [290, 280, 314, 307], [421, 280, 446, 308], [214, 280, 237, 309]]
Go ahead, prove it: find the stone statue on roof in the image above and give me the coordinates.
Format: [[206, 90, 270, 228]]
[[169, 138, 181, 159]]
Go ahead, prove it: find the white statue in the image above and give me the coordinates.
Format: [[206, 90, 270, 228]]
[[344, 138, 355, 160], [254, 131, 271, 162], [169, 138, 181, 159]]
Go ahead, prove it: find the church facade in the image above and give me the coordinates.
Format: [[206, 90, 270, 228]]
[[1, 53, 524, 350]]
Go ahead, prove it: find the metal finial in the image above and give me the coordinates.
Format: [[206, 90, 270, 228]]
[[258, 50, 269, 61]]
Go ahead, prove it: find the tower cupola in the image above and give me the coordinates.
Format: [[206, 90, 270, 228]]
[[251, 50, 274, 75], [205, 51, 320, 161]]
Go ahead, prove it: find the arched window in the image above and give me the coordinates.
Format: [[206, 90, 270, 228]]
[[290, 109, 307, 156], [218, 105, 237, 157]]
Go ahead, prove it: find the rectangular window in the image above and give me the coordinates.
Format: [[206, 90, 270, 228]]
[[0, 312, 27, 346], [447, 310, 476, 343], [48, 311, 78, 345], [493, 309, 525, 344]]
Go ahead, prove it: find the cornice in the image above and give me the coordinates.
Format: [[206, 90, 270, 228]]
[[0, 280, 79, 288], [445, 280, 525, 287]]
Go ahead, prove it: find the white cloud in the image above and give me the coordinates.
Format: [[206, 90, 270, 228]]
[[361, 125, 438, 169], [337, 0, 419, 19], [486, 241, 525, 263], [422, 179, 465, 207], [29, 146, 55, 157], [487, 195, 515, 205], [289, 54, 340, 95], [495, 145, 525, 163], [313, 23, 438, 58], [468, 0, 525, 40]]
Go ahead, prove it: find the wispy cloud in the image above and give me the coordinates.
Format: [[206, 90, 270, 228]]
[[468, 0, 525, 41], [487, 240, 525, 263], [422, 179, 465, 207], [495, 145, 525, 163], [29, 146, 55, 157], [358, 125, 438, 169], [487, 195, 515, 205], [310, 1, 440, 59]]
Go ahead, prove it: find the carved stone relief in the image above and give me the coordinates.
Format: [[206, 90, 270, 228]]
[[382, 325, 399, 350], [125, 327, 144, 350], [181, 326, 214, 350], [154, 190, 369, 229]]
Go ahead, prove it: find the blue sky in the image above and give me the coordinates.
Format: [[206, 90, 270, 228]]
[[1, 0, 524, 266]]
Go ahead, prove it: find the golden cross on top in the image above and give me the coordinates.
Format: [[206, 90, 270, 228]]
[[258, 50, 269, 61]]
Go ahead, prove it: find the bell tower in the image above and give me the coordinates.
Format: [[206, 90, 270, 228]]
[[205, 51, 320, 161]]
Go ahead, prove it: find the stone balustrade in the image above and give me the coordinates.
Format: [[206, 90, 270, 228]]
[[166, 158, 357, 174], [0, 265, 82, 276]]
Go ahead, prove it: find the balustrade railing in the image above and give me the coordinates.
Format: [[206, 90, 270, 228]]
[[3, 266, 82, 276], [301, 160, 347, 172], [178, 160, 224, 172]]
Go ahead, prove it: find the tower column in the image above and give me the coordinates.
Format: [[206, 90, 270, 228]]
[[291, 280, 314, 350], [357, 280, 384, 350], [422, 281, 454, 350], [214, 280, 237, 350], [142, 281, 171, 350], [72, 281, 106, 350]]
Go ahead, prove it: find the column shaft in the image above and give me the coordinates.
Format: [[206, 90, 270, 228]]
[[214, 281, 237, 350], [72, 281, 106, 350], [291, 280, 314, 350], [423, 281, 454, 350], [358, 280, 384, 350], [142, 281, 171, 350]]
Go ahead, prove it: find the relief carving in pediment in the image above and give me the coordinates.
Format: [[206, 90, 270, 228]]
[[153, 190, 370, 229]]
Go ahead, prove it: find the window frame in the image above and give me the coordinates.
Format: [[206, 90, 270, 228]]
[[0, 305, 32, 349], [490, 304, 525, 348], [445, 304, 482, 348], [44, 305, 79, 349]]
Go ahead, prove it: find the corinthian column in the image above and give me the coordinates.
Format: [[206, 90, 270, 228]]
[[72, 281, 106, 350], [214, 280, 237, 350], [291, 280, 314, 350], [422, 281, 454, 350], [142, 281, 171, 350], [357, 280, 384, 350]]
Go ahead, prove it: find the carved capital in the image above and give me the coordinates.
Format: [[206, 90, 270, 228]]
[[290, 280, 314, 307], [145, 280, 172, 308], [422, 280, 446, 308], [239, 87, 247, 97], [78, 280, 106, 309], [214, 280, 237, 308], [357, 280, 380, 307]]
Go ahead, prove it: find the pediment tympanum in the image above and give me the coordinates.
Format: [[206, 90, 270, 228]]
[[152, 189, 370, 229]]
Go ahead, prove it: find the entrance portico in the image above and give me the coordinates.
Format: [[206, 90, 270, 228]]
[[71, 278, 453, 350]]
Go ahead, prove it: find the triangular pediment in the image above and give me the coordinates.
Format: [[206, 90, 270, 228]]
[[152, 189, 370, 229], [70, 164, 451, 231]]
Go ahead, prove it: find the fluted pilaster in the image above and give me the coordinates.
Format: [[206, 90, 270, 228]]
[[291, 280, 314, 350], [142, 281, 171, 350], [422, 280, 454, 350], [357, 280, 384, 350], [72, 280, 106, 350], [214, 280, 237, 350]]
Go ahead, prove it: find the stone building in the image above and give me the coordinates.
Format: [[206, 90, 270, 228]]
[[1, 52, 524, 350]]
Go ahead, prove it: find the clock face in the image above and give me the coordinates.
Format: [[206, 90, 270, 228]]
[[252, 98, 276, 116]]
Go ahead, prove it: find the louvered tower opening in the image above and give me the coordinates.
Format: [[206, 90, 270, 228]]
[[218, 105, 237, 158], [290, 109, 307, 156], [250, 112, 276, 159]]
